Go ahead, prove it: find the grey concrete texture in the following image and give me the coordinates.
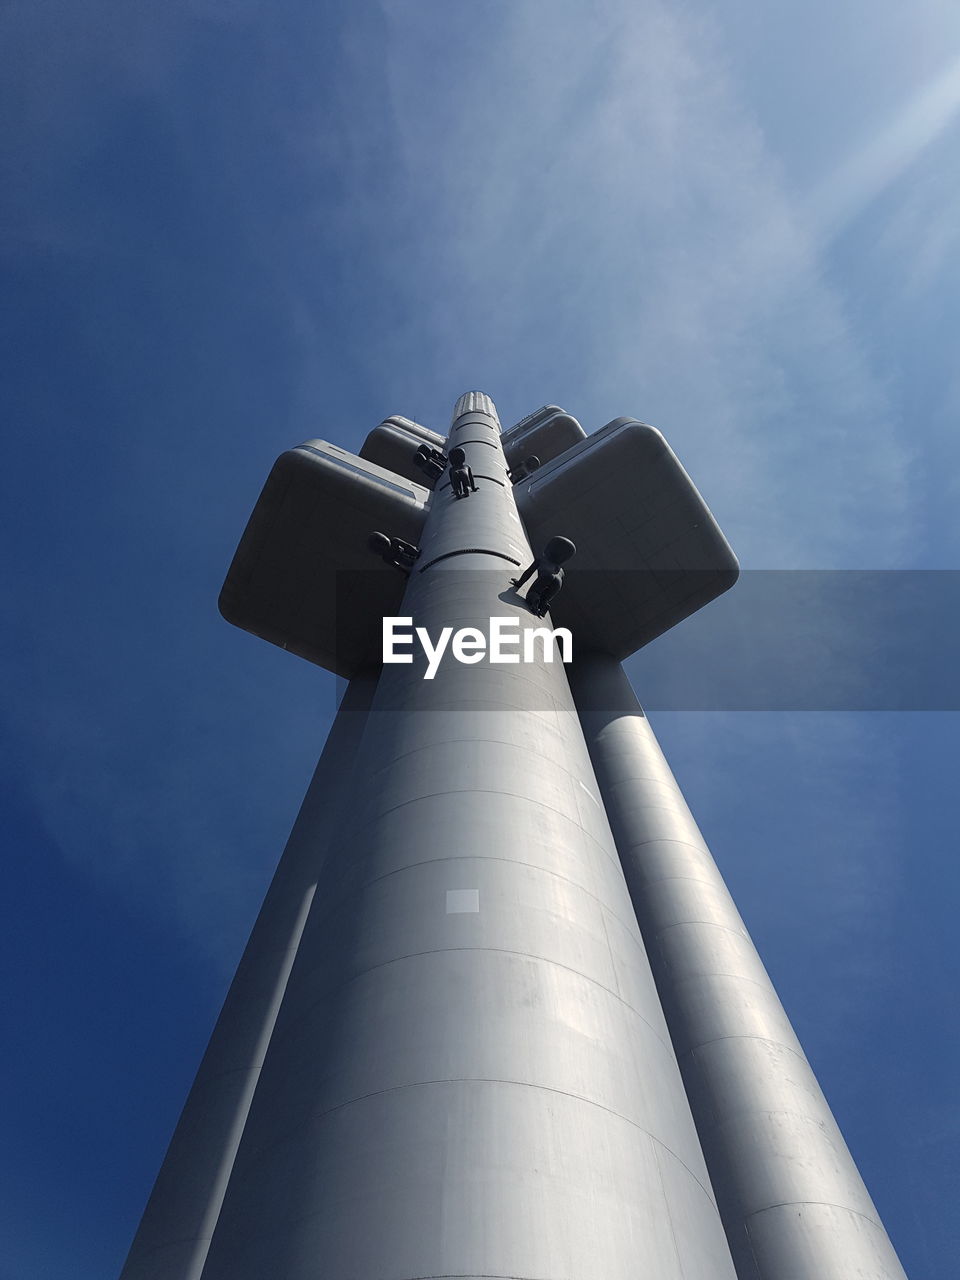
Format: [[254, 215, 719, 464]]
[[570, 651, 908, 1280], [192, 395, 737, 1279]]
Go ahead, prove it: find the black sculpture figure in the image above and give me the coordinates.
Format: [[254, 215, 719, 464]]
[[413, 444, 448, 486], [448, 446, 478, 499], [368, 531, 421, 575], [507, 455, 541, 483], [511, 535, 577, 617]]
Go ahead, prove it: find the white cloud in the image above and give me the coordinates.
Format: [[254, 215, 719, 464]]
[[319, 0, 920, 567], [805, 49, 960, 246]]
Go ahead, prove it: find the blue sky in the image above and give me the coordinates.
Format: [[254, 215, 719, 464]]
[[2, 1, 958, 1275]]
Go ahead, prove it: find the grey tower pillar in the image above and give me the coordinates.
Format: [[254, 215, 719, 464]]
[[120, 675, 378, 1279], [122, 391, 905, 1280], [193, 393, 738, 1278], [570, 653, 908, 1280]]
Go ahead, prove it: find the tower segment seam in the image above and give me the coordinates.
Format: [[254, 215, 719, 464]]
[[265, 944, 675, 1054], [230, 1076, 718, 1208], [417, 548, 521, 571], [338, 788, 624, 866], [678, 1034, 809, 1060], [350, 854, 647, 938], [744, 1201, 885, 1227]]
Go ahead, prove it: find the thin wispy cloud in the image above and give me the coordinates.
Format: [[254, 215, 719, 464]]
[[3, 0, 920, 958], [877, 155, 960, 299], [0, 0, 933, 986], [807, 49, 960, 244], [315, 0, 919, 568]]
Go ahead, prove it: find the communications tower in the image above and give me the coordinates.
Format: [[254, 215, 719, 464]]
[[121, 393, 906, 1279]]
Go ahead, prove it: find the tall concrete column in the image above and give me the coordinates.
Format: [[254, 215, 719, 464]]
[[120, 672, 379, 1280], [197, 394, 738, 1279], [570, 652, 907, 1280]]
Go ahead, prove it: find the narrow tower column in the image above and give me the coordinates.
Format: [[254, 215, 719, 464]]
[[197, 395, 738, 1280], [120, 673, 379, 1280], [570, 652, 908, 1280]]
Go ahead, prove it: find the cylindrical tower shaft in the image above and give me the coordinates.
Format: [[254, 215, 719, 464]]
[[120, 674, 379, 1280], [570, 652, 907, 1280], [197, 395, 738, 1279]]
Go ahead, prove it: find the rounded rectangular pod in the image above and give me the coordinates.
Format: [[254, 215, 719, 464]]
[[359, 417, 446, 484], [219, 441, 429, 676], [516, 418, 739, 658]]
